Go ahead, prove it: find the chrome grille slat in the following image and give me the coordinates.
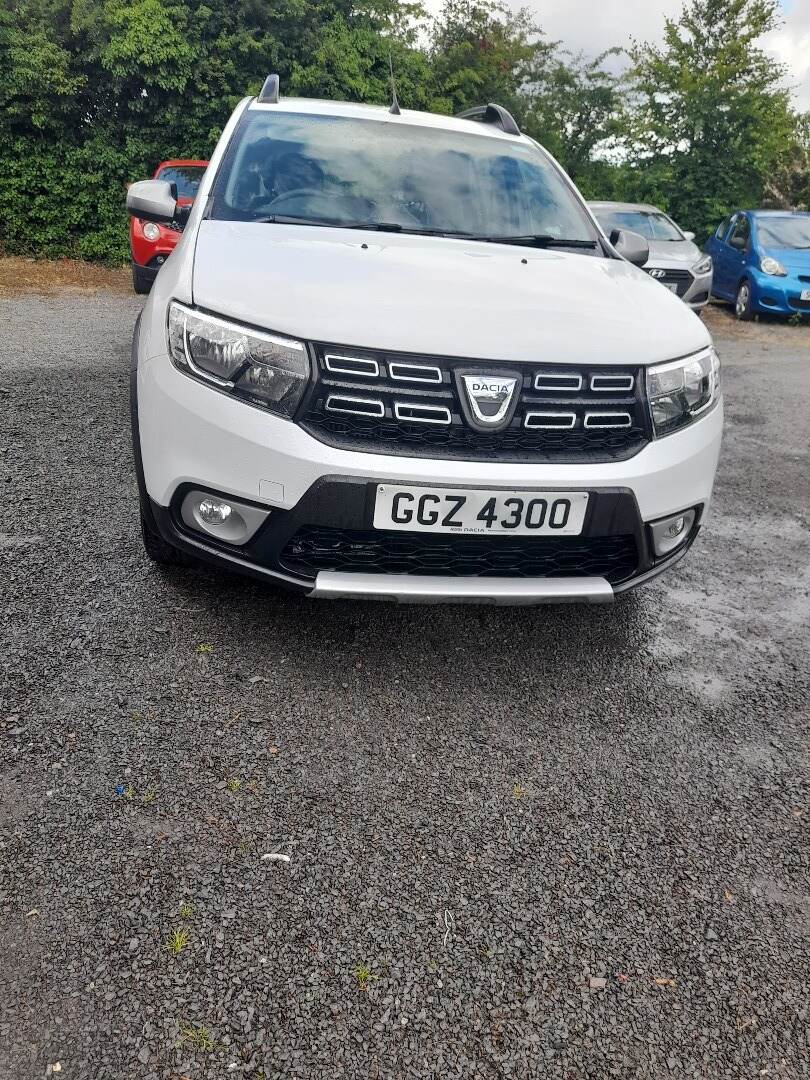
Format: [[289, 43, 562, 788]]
[[394, 402, 452, 425], [590, 374, 635, 392], [584, 411, 633, 429], [524, 411, 577, 430], [325, 394, 385, 418], [389, 362, 443, 384], [324, 353, 380, 378], [534, 373, 583, 392]]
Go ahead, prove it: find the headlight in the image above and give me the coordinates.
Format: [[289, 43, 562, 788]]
[[760, 256, 786, 277], [167, 301, 309, 418], [693, 254, 712, 275], [142, 221, 161, 241], [646, 347, 721, 437]]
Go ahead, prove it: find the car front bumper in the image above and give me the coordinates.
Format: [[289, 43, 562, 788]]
[[750, 270, 810, 316], [682, 268, 713, 310], [644, 265, 713, 310], [136, 349, 723, 604]]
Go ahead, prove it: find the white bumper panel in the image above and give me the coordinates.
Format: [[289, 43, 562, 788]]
[[309, 572, 614, 605], [138, 350, 724, 522]]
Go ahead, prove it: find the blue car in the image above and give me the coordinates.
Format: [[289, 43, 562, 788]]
[[705, 209, 810, 320]]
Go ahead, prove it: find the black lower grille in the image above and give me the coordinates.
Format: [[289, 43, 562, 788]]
[[789, 297, 810, 311], [298, 347, 651, 463], [280, 527, 639, 583]]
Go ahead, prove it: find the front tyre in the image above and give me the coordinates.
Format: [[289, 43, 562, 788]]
[[132, 262, 152, 295], [140, 510, 193, 567], [735, 279, 755, 321]]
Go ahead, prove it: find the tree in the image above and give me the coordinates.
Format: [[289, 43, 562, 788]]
[[428, 0, 552, 118], [764, 112, 810, 210], [622, 0, 795, 239], [523, 49, 624, 186]]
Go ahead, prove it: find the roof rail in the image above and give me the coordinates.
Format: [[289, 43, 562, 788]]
[[456, 103, 520, 137], [257, 74, 280, 104]]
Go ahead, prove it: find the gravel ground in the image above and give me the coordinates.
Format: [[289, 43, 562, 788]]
[[0, 292, 808, 1080]]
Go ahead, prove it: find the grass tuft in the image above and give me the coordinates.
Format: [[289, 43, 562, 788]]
[[166, 927, 190, 956], [178, 1022, 215, 1052], [354, 963, 377, 991]]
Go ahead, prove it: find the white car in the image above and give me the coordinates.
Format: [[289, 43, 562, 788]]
[[127, 77, 723, 605]]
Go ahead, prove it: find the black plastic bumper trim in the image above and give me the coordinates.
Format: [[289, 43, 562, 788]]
[[143, 477, 698, 593]]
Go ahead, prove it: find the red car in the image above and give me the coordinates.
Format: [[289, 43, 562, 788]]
[[130, 159, 208, 293]]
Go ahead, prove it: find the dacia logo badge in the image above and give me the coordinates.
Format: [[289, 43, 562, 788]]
[[460, 374, 518, 428]]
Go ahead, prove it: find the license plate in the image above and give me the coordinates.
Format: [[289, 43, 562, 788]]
[[373, 485, 589, 536], [801, 289, 810, 302]]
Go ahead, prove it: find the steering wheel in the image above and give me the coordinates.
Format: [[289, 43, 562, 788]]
[[255, 189, 378, 219], [262, 188, 331, 210]]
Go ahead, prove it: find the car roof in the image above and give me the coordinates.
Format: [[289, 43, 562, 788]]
[[747, 209, 810, 217], [246, 96, 531, 144], [155, 159, 209, 170], [588, 201, 667, 215]]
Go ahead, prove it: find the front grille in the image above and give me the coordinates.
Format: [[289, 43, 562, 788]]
[[789, 297, 810, 311], [645, 267, 694, 297], [280, 527, 639, 584], [298, 346, 650, 463]]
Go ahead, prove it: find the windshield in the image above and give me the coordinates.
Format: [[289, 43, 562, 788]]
[[593, 209, 684, 242], [157, 165, 205, 199], [755, 216, 810, 249], [209, 110, 599, 246]]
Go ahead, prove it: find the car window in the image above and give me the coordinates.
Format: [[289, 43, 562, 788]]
[[714, 217, 732, 242], [593, 209, 683, 241], [209, 111, 600, 244], [157, 165, 205, 199], [728, 215, 750, 250], [755, 216, 810, 249]]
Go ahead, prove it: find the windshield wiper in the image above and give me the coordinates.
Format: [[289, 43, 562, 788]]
[[478, 234, 599, 249], [255, 216, 476, 238], [255, 214, 354, 227], [345, 223, 478, 238], [254, 217, 596, 246]]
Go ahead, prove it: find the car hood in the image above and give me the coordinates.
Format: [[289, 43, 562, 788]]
[[192, 221, 710, 366], [762, 246, 810, 272], [645, 238, 702, 266]]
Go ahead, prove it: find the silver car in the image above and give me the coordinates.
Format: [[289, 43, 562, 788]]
[[589, 201, 713, 312]]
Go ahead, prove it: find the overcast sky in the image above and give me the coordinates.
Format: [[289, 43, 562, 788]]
[[425, 0, 810, 111]]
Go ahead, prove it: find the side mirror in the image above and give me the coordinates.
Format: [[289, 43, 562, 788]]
[[126, 179, 177, 225], [609, 228, 650, 268], [683, 230, 696, 242]]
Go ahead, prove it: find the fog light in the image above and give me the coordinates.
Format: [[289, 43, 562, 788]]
[[180, 489, 271, 546], [142, 221, 160, 241], [649, 508, 697, 558], [198, 498, 232, 526], [666, 516, 686, 538]]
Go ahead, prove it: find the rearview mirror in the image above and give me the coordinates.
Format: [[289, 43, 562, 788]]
[[609, 228, 650, 268], [126, 179, 177, 225], [683, 230, 696, 242]]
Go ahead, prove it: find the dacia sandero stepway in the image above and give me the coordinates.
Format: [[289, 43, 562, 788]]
[[127, 76, 722, 605]]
